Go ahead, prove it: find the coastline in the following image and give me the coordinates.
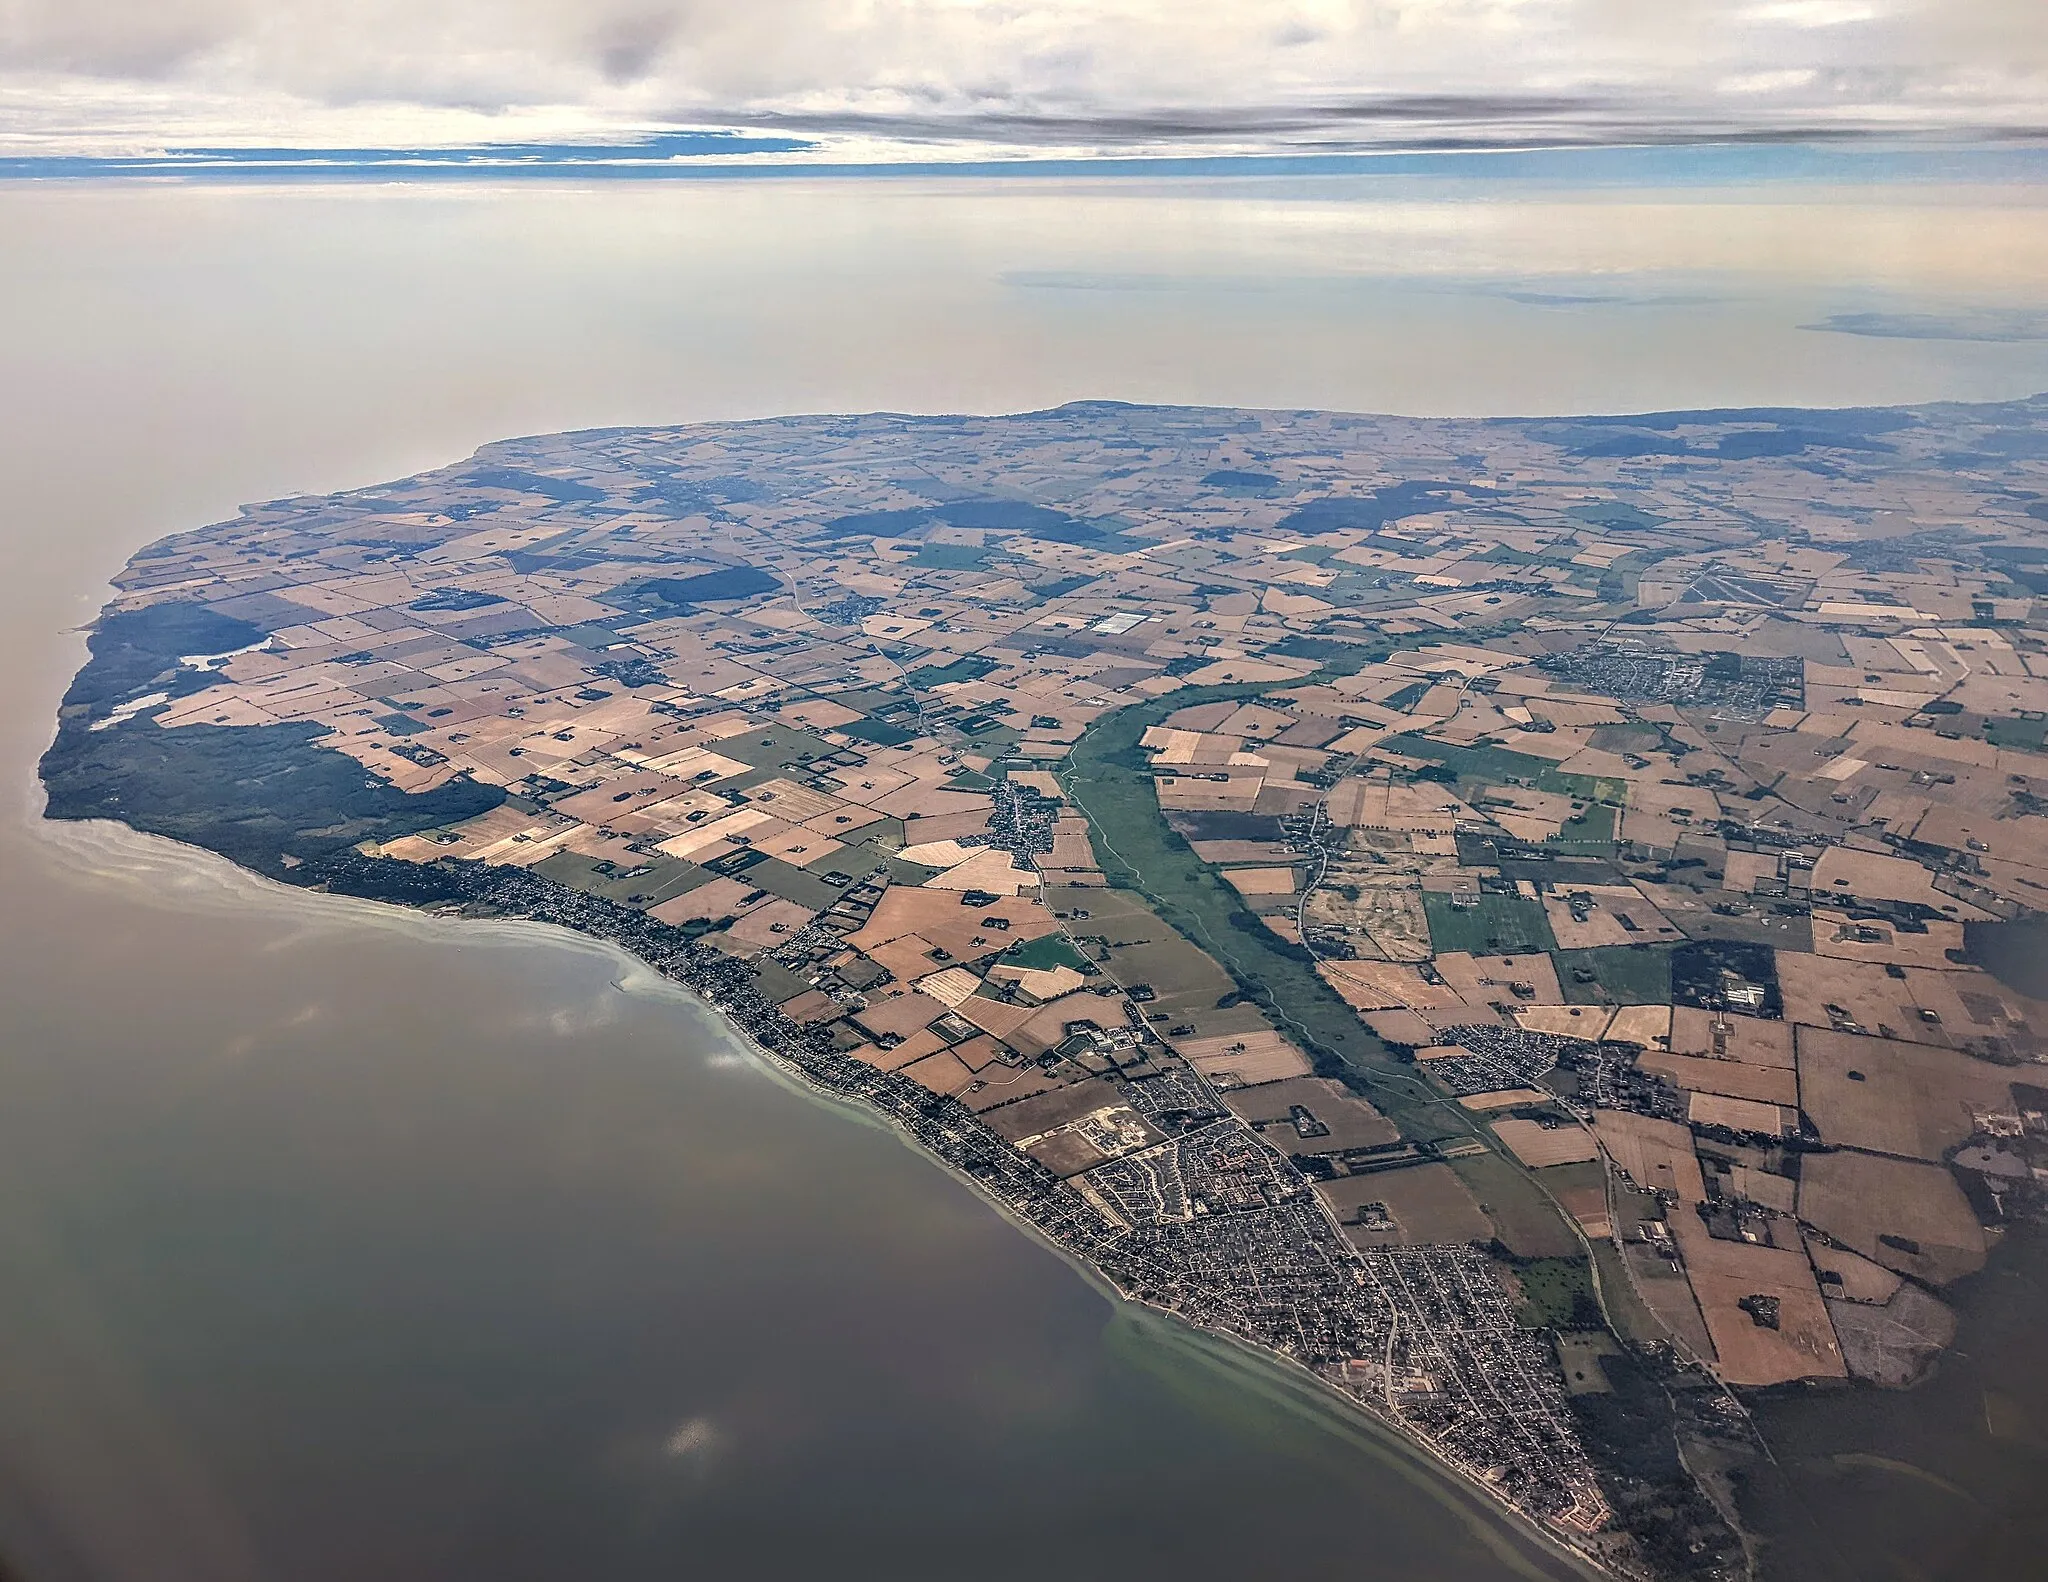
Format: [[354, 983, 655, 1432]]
[[34, 809, 1612, 1582], [67, 802, 2048, 1582]]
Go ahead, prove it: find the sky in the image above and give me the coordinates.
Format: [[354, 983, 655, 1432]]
[[1, 0, 2044, 162]]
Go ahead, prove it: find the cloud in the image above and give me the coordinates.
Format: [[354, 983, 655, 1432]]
[[1720, 69, 1820, 94], [1740, 1, 1879, 27], [587, 10, 681, 86], [714, 93, 1627, 150], [0, 0, 253, 78], [0, 0, 2042, 155]]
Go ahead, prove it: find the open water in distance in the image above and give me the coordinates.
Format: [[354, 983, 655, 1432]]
[[2, 170, 2046, 1581]]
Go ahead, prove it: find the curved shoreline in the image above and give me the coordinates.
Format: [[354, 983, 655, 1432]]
[[32, 810, 1610, 1582]]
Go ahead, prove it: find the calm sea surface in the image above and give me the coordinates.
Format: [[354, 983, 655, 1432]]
[[1, 170, 2045, 1582]]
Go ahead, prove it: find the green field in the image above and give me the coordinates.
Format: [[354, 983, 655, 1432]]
[[1984, 715, 2048, 753], [1567, 501, 1665, 532], [714, 720, 846, 768], [1449, 1149, 1585, 1259], [1063, 681, 1472, 1143], [911, 542, 1001, 571], [1061, 653, 1584, 1260], [1545, 802, 1619, 856], [1379, 734, 1624, 804], [950, 720, 1019, 751], [1555, 944, 1674, 1005], [906, 654, 1001, 686], [531, 850, 710, 908], [999, 932, 1092, 973], [721, 853, 848, 909], [1509, 1256, 1603, 1329], [1589, 1241, 1667, 1348], [840, 717, 918, 746], [1421, 891, 1558, 954]]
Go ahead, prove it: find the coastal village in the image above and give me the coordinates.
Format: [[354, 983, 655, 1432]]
[[48, 395, 2048, 1579]]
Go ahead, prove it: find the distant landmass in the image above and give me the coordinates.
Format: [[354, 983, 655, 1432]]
[[1804, 309, 2048, 343], [44, 393, 2048, 1580]]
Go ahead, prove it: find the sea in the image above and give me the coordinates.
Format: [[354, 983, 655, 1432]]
[[2, 156, 2046, 1581]]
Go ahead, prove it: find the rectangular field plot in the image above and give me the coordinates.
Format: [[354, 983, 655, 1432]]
[[1554, 945, 1673, 1005], [1422, 891, 1557, 955]]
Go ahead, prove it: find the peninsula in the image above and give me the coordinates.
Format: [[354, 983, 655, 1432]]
[[44, 396, 2048, 1579]]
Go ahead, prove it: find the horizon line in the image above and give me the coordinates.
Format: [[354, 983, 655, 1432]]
[[6, 134, 2048, 185]]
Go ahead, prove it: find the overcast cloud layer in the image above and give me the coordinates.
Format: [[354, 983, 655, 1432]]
[[1, 0, 2044, 157]]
